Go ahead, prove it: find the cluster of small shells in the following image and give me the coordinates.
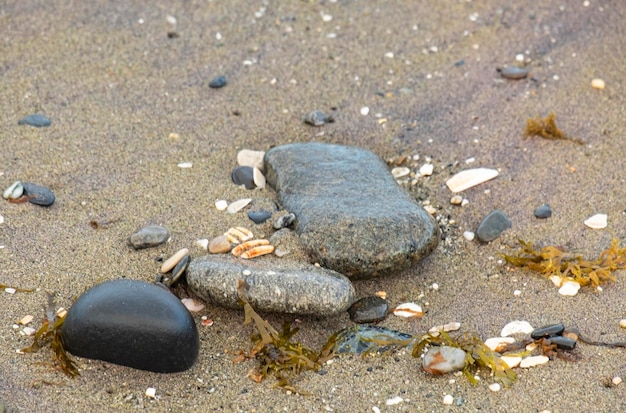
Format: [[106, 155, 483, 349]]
[[387, 154, 434, 187], [208, 227, 274, 259]]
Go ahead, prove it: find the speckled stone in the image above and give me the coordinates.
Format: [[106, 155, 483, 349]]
[[18, 113, 51, 127], [187, 255, 356, 316], [61, 279, 199, 373], [476, 210, 512, 242], [129, 225, 170, 249], [264, 143, 439, 279], [22, 182, 55, 206]]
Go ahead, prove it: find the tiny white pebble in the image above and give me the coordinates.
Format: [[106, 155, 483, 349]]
[[5, 288, 16, 294], [360, 106, 370, 116], [516, 53, 524, 62], [321, 13, 332, 22], [443, 394, 454, 405], [242, 270, 252, 276], [166, 15, 177, 25], [385, 52, 394, 58], [463, 231, 475, 241], [177, 162, 193, 168], [612, 376, 622, 386], [0, 215, 4, 224], [591, 78, 605, 89], [215, 200, 228, 210], [489, 383, 501, 392], [22, 326, 37, 336], [465, 157, 475, 164], [513, 290, 522, 296], [431, 282, 439, 290], [196, 238, 209, 250], [419, 163, 434, 176], [385, 396, 403, 406], [372, 407, 381, 413], [145, 387, 157, 399], [461, 199, 469, 206], [619, 319, 626, 329]]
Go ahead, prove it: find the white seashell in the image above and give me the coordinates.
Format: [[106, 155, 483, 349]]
[[215, 200, 228, 211], [419, 163, 434, 176], [0, 215, 4, 225], [591, 78, 605, 90], [177, 162, 193, 168], [619, 319, 626, 329], [145, 387, 157, 399], [429, 321, 461, 333], [393, 302, 424, 318], [446, 168, 499, 193], [227, 198, 252, 214], [519, 355, 549, 368], [237, 149, 266, 171], [612, 376, 622, 386], [3, 181, 24, 199], [442, 395, 454, 405], [558, 280, 580, 296], [500, 320, 534, 337], [549, 275, 564, 287], [391, 167, 410, 179], [253, 167, 266, 189], [484, 337, 515, 352], [19, 315, 34, 325], [181, 298, 206, 313], [500, 355, 522, 368], [160, 248, 189, 273], [488, 383, 501, 392], [385, 396, 403, 406], [22, 326, 37, 336], [584, 213, 607, 229], [224, 227, 253, 243], [463, 231, 475, 241]]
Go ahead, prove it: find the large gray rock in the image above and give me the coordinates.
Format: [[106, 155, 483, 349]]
[[264, 143, 439, 279], [186, 255, 355, 316]]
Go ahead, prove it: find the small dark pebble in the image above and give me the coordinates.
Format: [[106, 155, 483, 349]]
[[231, 166, 255, 189], [248, 210, 272, 224], [454, 60, 465, 67], [209, 75, 227, 88], [18, 114, 51, 127], [303, 110, 334, 126], [497, 66, 530, 80], [167, 31, 179, 39], [273, 213, 296, 229], [129, 225, 170, 249], [166, 255, 190, 287], [476, 210, 512, 242], [534, 203, 552, 219], [22, 182, 55, 206], [547, 335, 577, 350], [531, 323, 565, 340], [347, 296, 389, 324], [61, 279, 199, 372]]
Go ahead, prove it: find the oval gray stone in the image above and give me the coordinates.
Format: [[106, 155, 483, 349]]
[[476, 210, 512, 242], [186, 255, 356, 316], [264, 143, 439, 279], [18, 113, 51, 127], [61, 279, 199, 373], [129, 225, 170, 249], [22, 182, 55, 206]]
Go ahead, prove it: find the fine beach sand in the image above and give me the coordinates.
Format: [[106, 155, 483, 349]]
[[1, 1, 625, 412]]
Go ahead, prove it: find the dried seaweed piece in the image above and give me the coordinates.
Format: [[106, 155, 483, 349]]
[[21, 293, 78, 378], [524, 112, 584, 144], [0, 283, 34, 292], [500, 238, 626, 288], [236, 280, 323, 393]]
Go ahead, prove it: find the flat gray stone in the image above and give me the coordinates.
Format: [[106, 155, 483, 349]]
[[187, 255, 356, 316], [476, 210, 512, 242], [129, 225, 170, 249], [264, 143, 439, 279]]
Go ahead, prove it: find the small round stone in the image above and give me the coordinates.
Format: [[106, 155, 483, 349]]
[[273, 213, 296, 229], [498, 66, 530, 80], [443, 395, 454, 405], [303, 110, 333, 126], [248, 210, 272, 224], [209, 75, 227, 88], [129, 225, 170, 249], [488, 383, 501, 392], [22, 182, 55, 206], [462, 231, 475, 241], [231, 166, 255, 189], [591, 78, 605, 90], [347, 296, 389, 323], [619, 319, 626, 329], [476, 210, 512, 242], [612, 376, 623, 386], [534, 204, 552, 219], [18, 114, 51, 127], [423, 346, 467, 374], [450, 195, 463, 205], [208, 235, 231, 254]]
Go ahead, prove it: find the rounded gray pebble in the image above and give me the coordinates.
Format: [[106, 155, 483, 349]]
[[22, 182, 55, 206], [534, 204, 552, 219], [498, 66, 530, 80], [129, 225, 170, 249], [209, 75, 227, 88], [476, 210, 512, 242], [303, 110, 333, 126]]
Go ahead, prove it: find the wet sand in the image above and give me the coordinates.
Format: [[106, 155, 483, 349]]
[[1, 1, 625, 411]]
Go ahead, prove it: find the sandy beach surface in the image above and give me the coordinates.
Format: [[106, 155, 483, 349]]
[[1, 1, 625, 412]]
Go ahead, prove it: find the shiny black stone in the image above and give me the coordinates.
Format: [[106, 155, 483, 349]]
[[531, 323, 565, 340], [61, 279, 199, 373], [231, 166, 255, 189], [248, 210, 272, 224], [22, 182, 55, 206], [347, 296, 389, 323], [547, 335, 577, 350]]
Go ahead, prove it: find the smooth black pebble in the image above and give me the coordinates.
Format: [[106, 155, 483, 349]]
[[531, 323, 565, 340], [22, 182, 55, 206], [547, 336, 576, 350], [347, 296, 389, 323], [61, 279, 199, 373], [209, 75, 227, 88], [18, 114, 51, 127], [534, 204, 552, 219], [248, 210, 272, 224], [231, 166, 255, 189], [476, 210, 512, 242]]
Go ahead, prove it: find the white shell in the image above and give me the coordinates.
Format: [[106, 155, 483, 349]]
[[177, 162, 193, 168], [488, 383, 501, 392], [391, 167, 410, 179], [196, 238, 209, 250], [429, 321, 461, 333], [181, 298, 206, 313], [500, 355, 522, 368], [145, 387, 157, 399], [227, 198, 252, 214], [463, 231, 475, 241], [419, 163, 434, 176], [584, 213, 607, 229], [549, 275, 563, 287], [3, 181, 23, 199], [446, 168, 498, 193], [237, 149, 265, 170], [520, 355, 549, 368], [160, 248, 189, 273], [392, 302, 424, 318], [484, 336, 515, 352], [558, 280, 581, 296], [253, 167, 266, 189], [500, 320, 534, 337], [591, 78, 605, 90], [215, 200, 228, 211]]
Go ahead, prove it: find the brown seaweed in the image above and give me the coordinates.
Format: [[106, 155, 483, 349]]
[[500, 238, 626, 288], [524, 112, 584, 144]]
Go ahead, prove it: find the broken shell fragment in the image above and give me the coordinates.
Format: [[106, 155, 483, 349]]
[[446, 168, 498, 193], [500, 355, 522, 368], [181, 298, 206, 313], [429, 322, 461, 334], [237, 149, 265, 171], [227, 198, 252, 214], [224, 227, 253, 243], [519, 355, 549, 368], [232, 239, 273, 259], [558, 280, 580, 296], [3, 181, 24, 199], [160, 248, 189, 273], [253, 167, 266, 189], [584, 213, 607, 229], [392, 302, 424, 318], [391, 167, 410, 179], [484, 336, 515, 352], [241, 245, 274, 259]]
